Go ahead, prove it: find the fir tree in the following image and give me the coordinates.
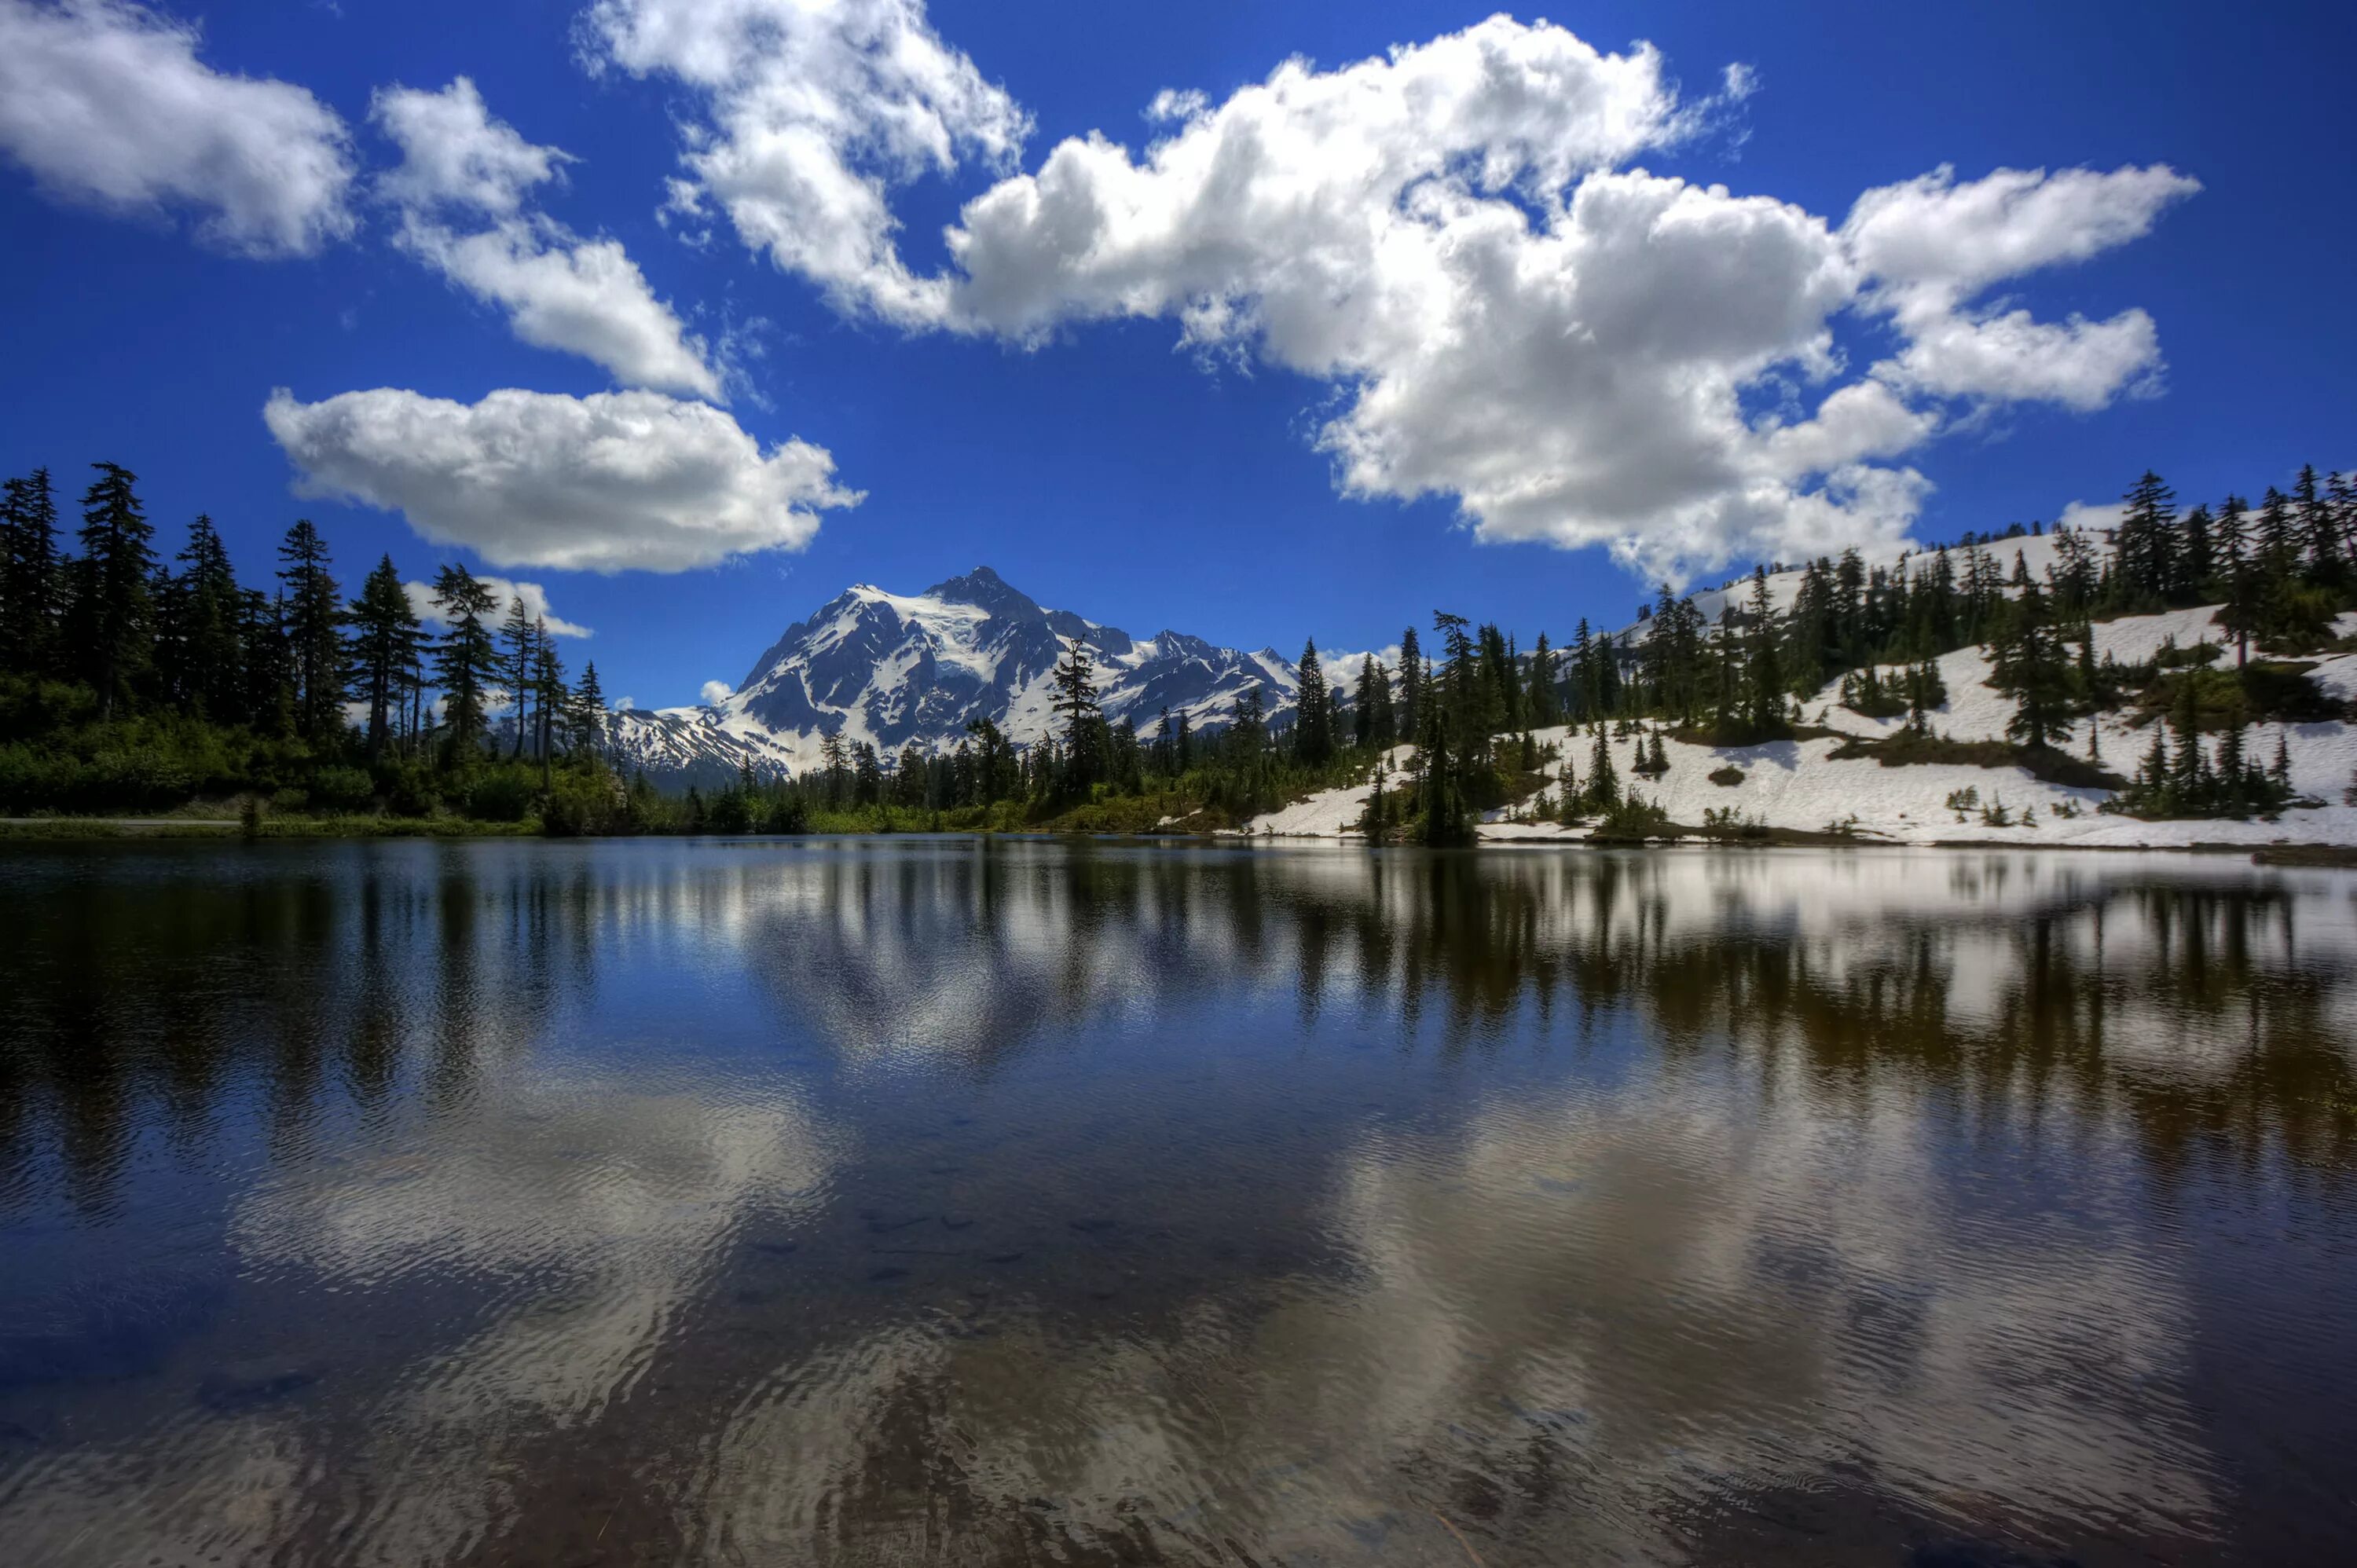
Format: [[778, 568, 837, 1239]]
[[1990, 581, 2071, 750], [501, 594, 539, 757], [277, 519, 343, 738], [1396, 626, 1423, 741], [570, 660, 607, 758], [2114, 470, 2178, 606], [1051, 635, 1102, 789], [72, 462, 157, 720], [168, 515, 244, 720], [1294, 638, 1334, 764], [346, 555, 423, 756], [431, 564, 500, 757], [1, 467, 61, 676]]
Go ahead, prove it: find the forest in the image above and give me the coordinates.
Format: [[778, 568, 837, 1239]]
[[3, 460, 2352, 838]]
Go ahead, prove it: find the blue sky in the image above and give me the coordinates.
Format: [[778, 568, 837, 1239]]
[[2, 0, 2352, 709]]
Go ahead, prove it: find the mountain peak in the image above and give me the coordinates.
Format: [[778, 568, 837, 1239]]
[[923, 564, 1039, 616]]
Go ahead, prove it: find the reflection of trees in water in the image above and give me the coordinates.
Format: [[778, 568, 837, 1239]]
[[2, 843, 2352, 1211], [0, 844, 592, 1214], [751, 843, 2352, 1178]]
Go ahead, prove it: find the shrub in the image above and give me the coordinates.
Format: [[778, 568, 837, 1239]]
[[465, 766, 537, 822], [376, 760, 441, 818], [1591, 793, 1672, 840], [309, 765, 376, 812], [541, 770, 623, 836], [1709, 765, 1745, 787]]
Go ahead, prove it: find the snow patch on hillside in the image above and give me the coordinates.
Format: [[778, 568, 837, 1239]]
[[1243, 606, 2357, 848]]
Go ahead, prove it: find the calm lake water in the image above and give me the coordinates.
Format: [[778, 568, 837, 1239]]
[[1, 839, 2353, 1567]]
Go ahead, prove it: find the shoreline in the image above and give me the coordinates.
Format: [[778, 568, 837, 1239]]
[[6, 816, 2355, 866]]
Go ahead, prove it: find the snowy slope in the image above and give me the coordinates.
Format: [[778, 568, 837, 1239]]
[[1244, 603, 2357, 848], [608, 567, 1303, 785]]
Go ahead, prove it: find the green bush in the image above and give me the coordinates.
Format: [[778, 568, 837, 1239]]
[[466, 765, 537, 822], [541, 770, 622, 836], [1709, 764, 1745, 786], [309, 765, 376, 812]]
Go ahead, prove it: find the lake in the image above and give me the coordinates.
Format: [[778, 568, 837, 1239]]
[[1, 838, 2353, 1566]]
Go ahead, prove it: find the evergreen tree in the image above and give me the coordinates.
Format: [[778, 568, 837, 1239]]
[[1396, 626, 1423, 741], [346, 555, 423, 756], [1050, 635, 1102, 789], [1, 467, 61, 675], [1743, 567, 1787, 738], [532, 620, 564, 773], [431, 564, 500, 757], [1294, 639, 1334, 764], [1989, 581, 2071, 749], [170, 515, 245, 721], [2295, 463, 2341, 581], [72, 462, 157, 720], [500, 594, 538, 757], [2114, 470, 2178, 606], [277, 519, 343, 738], [1528, 632, 1560, 727], [570, 659, 607, 758]]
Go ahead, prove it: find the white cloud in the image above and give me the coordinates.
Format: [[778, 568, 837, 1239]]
[[579, 0, 1029, 325], [0, 0, 356, 255], [265, 385, 861, 573], [373, 79, 725, 400], [1843, 163, 2198, 409], [402, 577, 592, 639], [699, 679, 734, 705], [614, 695, 636, 711], [603, 10, 2191, 583]]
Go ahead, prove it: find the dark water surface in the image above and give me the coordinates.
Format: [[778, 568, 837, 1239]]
[[2, 839, 2354, 1566]]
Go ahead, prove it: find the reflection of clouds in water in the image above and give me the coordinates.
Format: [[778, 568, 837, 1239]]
[[3, 843, 2348, 1566], [0, 1410, 320, 1568], [689, 1057, 2220, 1564], [2, 1070, 845, 1567]]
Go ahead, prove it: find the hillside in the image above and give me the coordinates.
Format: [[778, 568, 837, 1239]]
[[1246, 602, 2357, 847]]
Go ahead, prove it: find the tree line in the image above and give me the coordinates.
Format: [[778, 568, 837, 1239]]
[[6, 457, 2350, 833]]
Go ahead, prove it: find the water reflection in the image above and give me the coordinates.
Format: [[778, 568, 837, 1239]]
[[0, 840, 2352, 1565]]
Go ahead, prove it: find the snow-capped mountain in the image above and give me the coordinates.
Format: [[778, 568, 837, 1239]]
[[607, 567, 1303, 788]]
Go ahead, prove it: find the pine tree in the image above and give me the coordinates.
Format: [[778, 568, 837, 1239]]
[[500, 594, 538, 758], [1990, 581, 2070, 750], [570, 659, 607, 759], [1, 468, 61, 676], [533, 626, 565, 785], [1743, 566, 1787, 738], [277, 519, 343, 738], [2115, 470, 2178, 606], [1051, 635, 1102, 789], [1584, 724, 1618, 811], [72, 463, 158, 720], [346, 555, 423, 756], [168, 515, 245, 720], [1295, 639, 1333, 765], [1396, 626, 1422, 741], [431, 564, 500, 757], [2295, 463, 2341, 582]]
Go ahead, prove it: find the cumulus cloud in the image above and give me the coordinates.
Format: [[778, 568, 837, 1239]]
[[264, 386, 860, 573], [373, 78, 724, 399], [596, 9, 2194, 581], [402, 576, 592, 639], [1843, 163, 2197, 409], [0, 0, 356, 255], [579, 0, 1029, 325], [699, 679, 734, 705]]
